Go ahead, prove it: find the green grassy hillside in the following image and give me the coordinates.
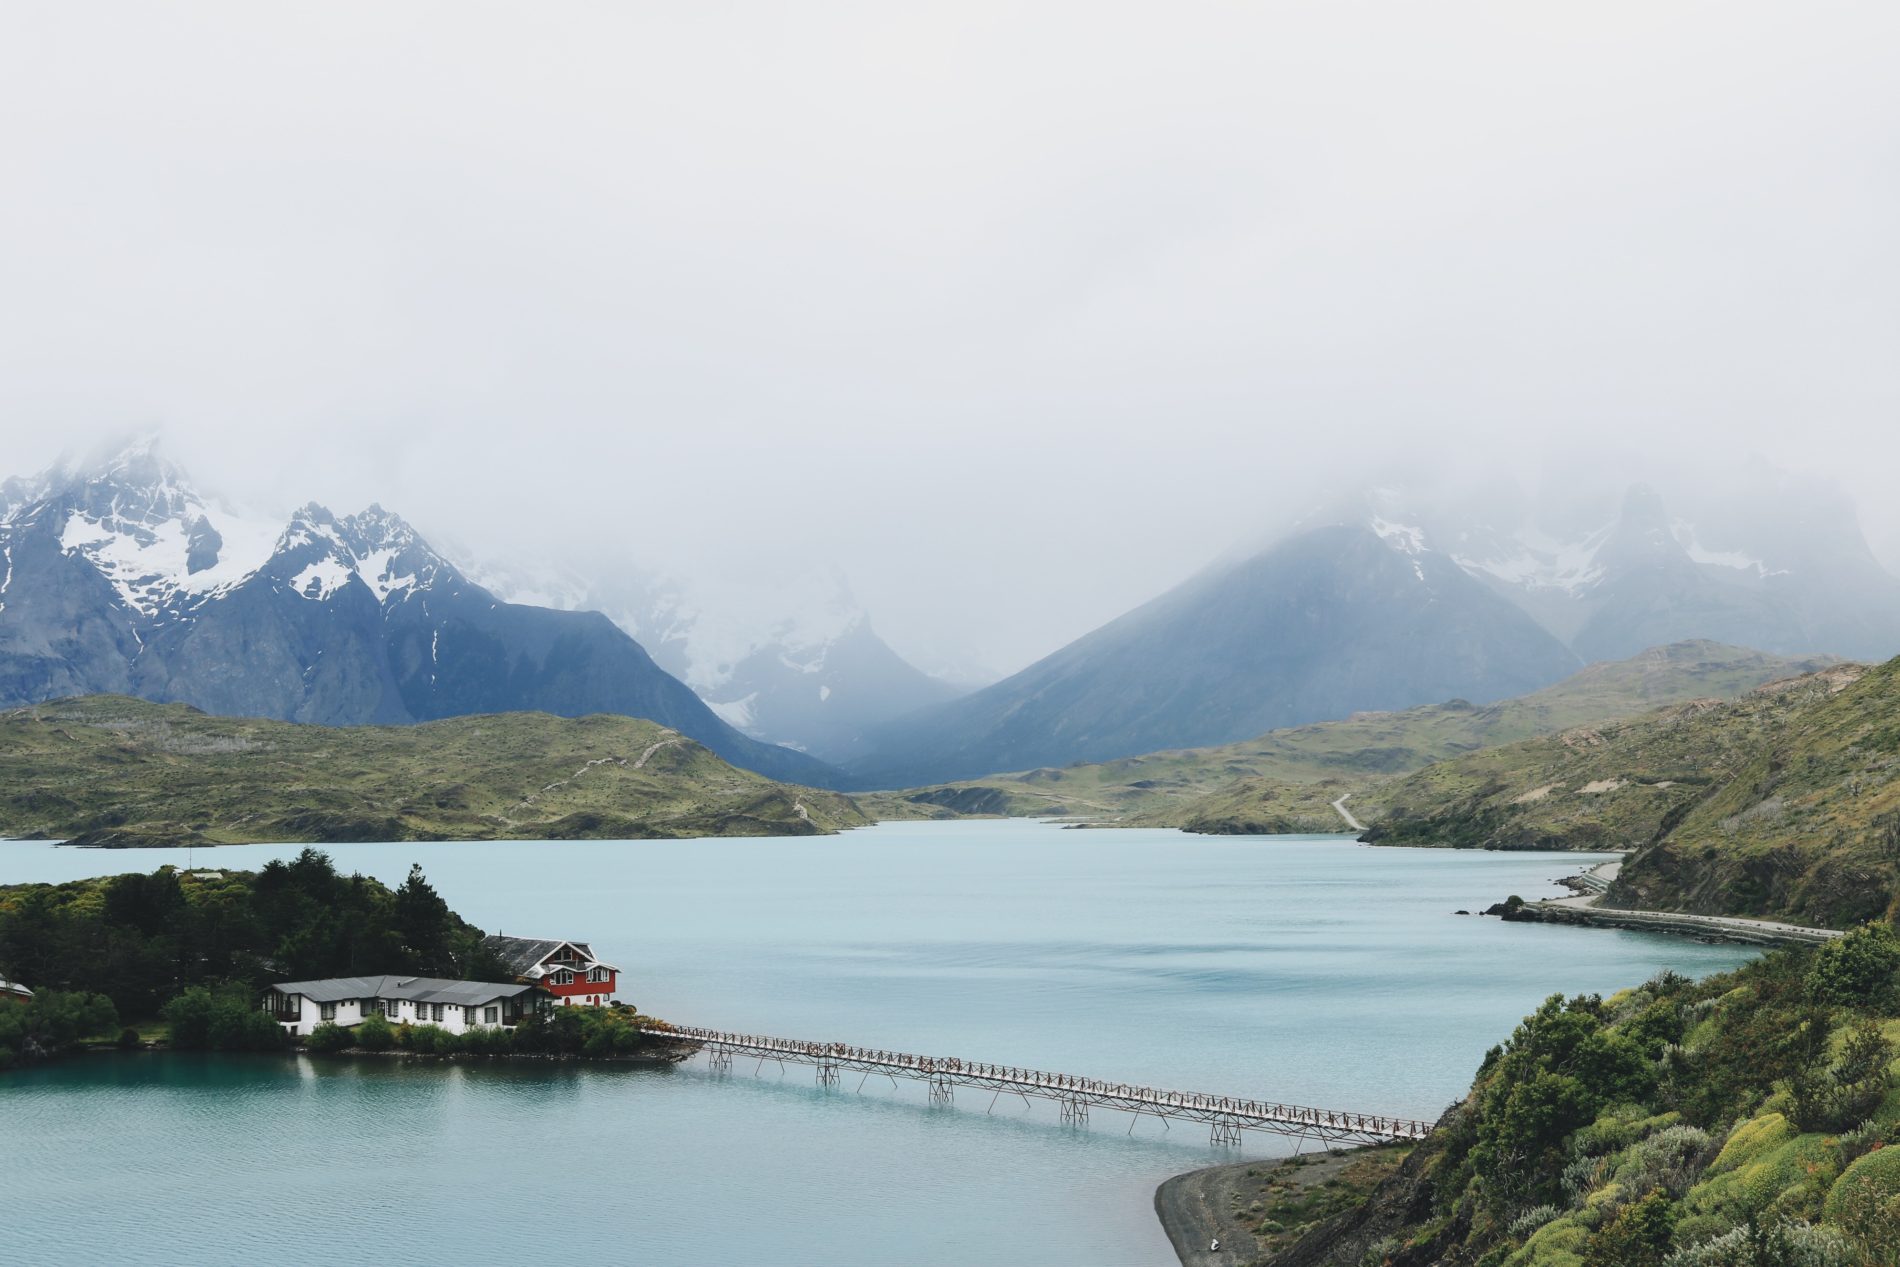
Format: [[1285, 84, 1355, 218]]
[[0, 696, 868, 845], [867, 643, 1832, 833], [1255, 929, 1900, 1267], [1368, 661, 1900, 927]]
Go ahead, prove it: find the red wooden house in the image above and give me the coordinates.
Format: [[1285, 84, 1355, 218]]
[[481, 935, 621, 1007]]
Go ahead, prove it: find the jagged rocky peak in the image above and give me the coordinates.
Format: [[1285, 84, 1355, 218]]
[[261, 501, 460, 605], [337, 503, 458, 601], [1593, 483, 1692, 572], [267, 503, 365, 602], [32, 435, 283, 619]]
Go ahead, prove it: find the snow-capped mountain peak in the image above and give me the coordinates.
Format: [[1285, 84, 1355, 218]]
[[42, 437, 282, 619], [261, 501, 463, 605], [338, 504, 457, 602]]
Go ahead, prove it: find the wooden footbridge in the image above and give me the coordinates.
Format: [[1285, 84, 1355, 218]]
[[640, 1024, 1434, 1147]]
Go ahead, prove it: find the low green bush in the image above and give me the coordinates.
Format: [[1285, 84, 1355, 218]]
[[354, 1011, 394, 1052], [1822, 1146, 1900, 1263], [305, 1022, 353, 1053], [1807, 924, 1900, 1011], [0, 989, 120, 1062], [161, 986, 286, 1052], [1663, 1220, 1856, 1267]]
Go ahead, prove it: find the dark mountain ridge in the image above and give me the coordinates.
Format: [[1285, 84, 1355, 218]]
[[0, 443, 838, 787]]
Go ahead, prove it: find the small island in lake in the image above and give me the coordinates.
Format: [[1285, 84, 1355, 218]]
[[0, 849, 691, 1069]]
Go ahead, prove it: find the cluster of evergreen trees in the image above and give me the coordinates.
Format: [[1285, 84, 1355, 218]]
[[0, 849, 508, 1062]]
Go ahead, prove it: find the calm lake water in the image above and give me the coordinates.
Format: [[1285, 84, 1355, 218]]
[[0, 822, 1756, 1266]]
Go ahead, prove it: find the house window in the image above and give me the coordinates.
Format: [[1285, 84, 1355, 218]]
[[320, 1002, 337, 1021], [383, 1000, 398, 1019], [432, 1004, 444, 1022], [483, 1006, 499, 1024], [553, 969, 573, 985], [588, 967, 608, 983]]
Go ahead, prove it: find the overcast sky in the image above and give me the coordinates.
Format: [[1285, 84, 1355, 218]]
[[2, 3, 1896, 676]]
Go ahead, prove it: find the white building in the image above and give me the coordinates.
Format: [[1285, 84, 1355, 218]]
[[263, 974, 546, 1038]]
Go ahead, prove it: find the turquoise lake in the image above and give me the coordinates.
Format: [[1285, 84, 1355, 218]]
[[0, 822, 1758, 1266]]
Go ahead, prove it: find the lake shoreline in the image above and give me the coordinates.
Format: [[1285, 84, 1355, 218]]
[[1155, 1147, 1408, 1267]]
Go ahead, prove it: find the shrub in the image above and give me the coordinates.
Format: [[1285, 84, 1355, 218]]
[[305, 1022, 353, 1053], [163, 987, 287, 1052], [1806, 924, 1900, 1010], [355, 1010, 394, 1052], [1835, 1118, 1886, 1167], [458, 1025, 513, 1056], [116, 1027, 142, 1050], [1510, 1205, 1561, 1239], [1587, 1191, 1677, 1266], [0, 989, 120, 1060], [1511, 1215, 1588, 1266], [1663, 1221, 1856, 1267], [1822, 1146, 1900, 1265], [1618, 1126, 1714, 1199], [405, 1025, 456, 1055], [1709, 1116, 1793, 1175], [1789, 1020, 1894, 1133]]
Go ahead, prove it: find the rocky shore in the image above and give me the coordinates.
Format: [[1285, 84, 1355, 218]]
[[1155, 1147, 1410, 1267]]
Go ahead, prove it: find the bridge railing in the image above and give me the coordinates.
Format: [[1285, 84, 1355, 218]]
[[638, 1023, 1433, 1143]]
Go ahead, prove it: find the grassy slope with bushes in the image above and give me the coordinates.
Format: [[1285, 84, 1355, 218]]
[[0, 695, 866, 845], [865, 643, 1828, 833], [1263, 926, 1900, 1267], [1367, 661, 1900, 927]]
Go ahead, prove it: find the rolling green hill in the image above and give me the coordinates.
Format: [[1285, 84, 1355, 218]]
[[1223, 934, 1900, 1266], [1368, 660, 1900, 927], [0, 696, 868, 846], [866, 642, 1833, 834]]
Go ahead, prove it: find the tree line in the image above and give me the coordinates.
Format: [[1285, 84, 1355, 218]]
[[0, 849, 510, 1066]]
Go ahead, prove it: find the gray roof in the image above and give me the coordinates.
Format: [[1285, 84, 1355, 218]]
[[270, 975, 533, 1006], [0, 978, 31, 998], [481, 934, 601, 975]]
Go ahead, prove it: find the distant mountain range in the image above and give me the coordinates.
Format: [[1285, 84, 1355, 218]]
[[467, 560, 958, 764], [846, 480, 1900, 789], [0, 440, 837, 786], [865, 640, 1833, 832], [846, 522, 1585, 788], [1428, 479, 1900, 664], [11, 441, 1898, 799]]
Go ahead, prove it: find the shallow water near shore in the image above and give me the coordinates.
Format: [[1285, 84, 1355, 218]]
[[1, 822, 1756, 1266]]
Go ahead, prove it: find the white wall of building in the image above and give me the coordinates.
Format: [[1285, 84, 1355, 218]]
[[271, 991, 520, 1038]]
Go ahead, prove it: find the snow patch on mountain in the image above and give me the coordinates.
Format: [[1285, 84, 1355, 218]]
[[292, 557, 354, 600], [352, 547, 419, 601], [56, 478, 282, 617], [708, 693, 758, 731], [1670, 521, 1785, 578], [1452, 526, 1611, 595], [1370, 515, 1428, 555]]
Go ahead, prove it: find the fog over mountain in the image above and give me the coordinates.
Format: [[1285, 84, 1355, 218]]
[[2, 3, 1896, 679]]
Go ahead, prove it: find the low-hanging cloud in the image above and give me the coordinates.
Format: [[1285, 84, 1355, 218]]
[[2, 2, 1895, 676]]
